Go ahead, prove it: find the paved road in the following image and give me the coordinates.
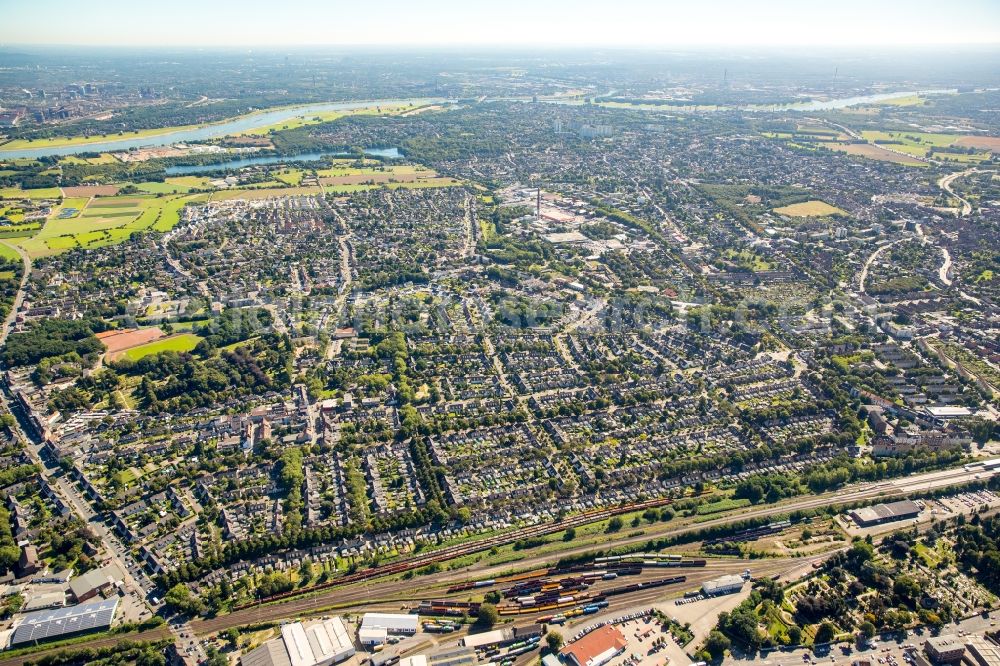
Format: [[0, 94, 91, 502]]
[[0, 240, 30, 347], [937, 168, 976, 217]]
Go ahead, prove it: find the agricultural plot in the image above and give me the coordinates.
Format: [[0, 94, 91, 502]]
[[0, 186, 62, 200], [861, 130, 993, 163], [821, 142, 927, 166], [319, 165, 461, 193], [61, 185, 120, 197], [59, 153, 119, 166], [133, 177, 212, 194], [14, 193, 208, 257]]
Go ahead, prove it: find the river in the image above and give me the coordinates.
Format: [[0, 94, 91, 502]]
[[0, 100, 435, 159], [164, 148, 402, 175], [0, 89, 960, 159], [750, 88, 957, 112]]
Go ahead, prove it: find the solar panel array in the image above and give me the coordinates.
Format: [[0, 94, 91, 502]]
[[10, 598, 119, 646]]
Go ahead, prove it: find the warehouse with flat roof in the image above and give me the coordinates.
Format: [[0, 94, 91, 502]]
[[9, 598, 118, 647], [240, 617, 355, 666], [702, 575, 745, 596], [850, 499, 920, 528], [359, 613, 418, 646]]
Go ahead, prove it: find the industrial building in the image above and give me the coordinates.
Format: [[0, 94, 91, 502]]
[[701, 574, 745, 597], [8, 598, 118, 647], [924, 634, 966, 664], [460, 628, 509, 649], [68, 562, 126, 602], [850, 499, 921, 528], [358, 613, 418, 646], [240, 617, 355, 666], [560, 625, 628, 666], [965, 635, 1000, 666]]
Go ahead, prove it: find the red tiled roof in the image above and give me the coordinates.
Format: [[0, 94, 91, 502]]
[[560, 625, 628, 666]]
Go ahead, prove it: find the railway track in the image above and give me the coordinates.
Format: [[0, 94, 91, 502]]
[[229, 497, 675, 611]]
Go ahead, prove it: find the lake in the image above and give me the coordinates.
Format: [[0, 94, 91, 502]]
[[164, 148, 402, 175], [0, 100, 433, 159]]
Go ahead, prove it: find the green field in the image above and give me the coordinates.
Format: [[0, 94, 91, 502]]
[[273, 169, 306, 186], [0, 242, 22, 262], [14, 193, 209, 257], [773, 200, 846, 217], [59, 154, 118, 166], [861, 130, 992, 163], [122, 333, 202, 361], [0, 186, 62, 200]]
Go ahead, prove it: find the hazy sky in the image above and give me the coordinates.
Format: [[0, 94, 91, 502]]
[[1, 0, 998, 48]]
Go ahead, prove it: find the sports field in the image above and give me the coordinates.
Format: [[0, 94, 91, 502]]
[[773, 200, 846, 217], [119, 333, 202, 361], [98, 327, 166, 357]]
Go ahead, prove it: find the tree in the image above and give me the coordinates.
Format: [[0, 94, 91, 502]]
[[476, 603, 499, 628], [814, 621, 836, 645], [164, 583, 204, 616], [562, 527, 576, 542], [788, 625, 803, 645], [859, 621, 876, 640], [299, 558, 314, 585], [546, 630, 564, 653], [705, 630, 731, 659], [606, 517, 624, 533]]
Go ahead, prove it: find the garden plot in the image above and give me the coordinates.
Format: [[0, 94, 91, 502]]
[[429, 423, 554, 505], [363, 443, 426, 515], [303, 454, 351, 528]]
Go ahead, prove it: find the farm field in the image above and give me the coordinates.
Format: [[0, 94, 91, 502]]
[[59, 154, 119, 166], [822, 141, 927, 166], [322, 178, 462, 194], [954, 136, 1000, 151], [133, 176, 213, 194], [273, 169, 305, 186], [119, 333, 202, 361], [13, 192, 208, 257], [0, 241, 21, 262], [861, 130, 993, 163], [61, 185, 120, 197], [773, 200, 846, 217], [0, 186, 62, 200], [209, 186, 323, 201]]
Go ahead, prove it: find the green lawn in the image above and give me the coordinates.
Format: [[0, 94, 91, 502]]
[[122, 333, 202, 361], [0, 242, 21, 262]]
